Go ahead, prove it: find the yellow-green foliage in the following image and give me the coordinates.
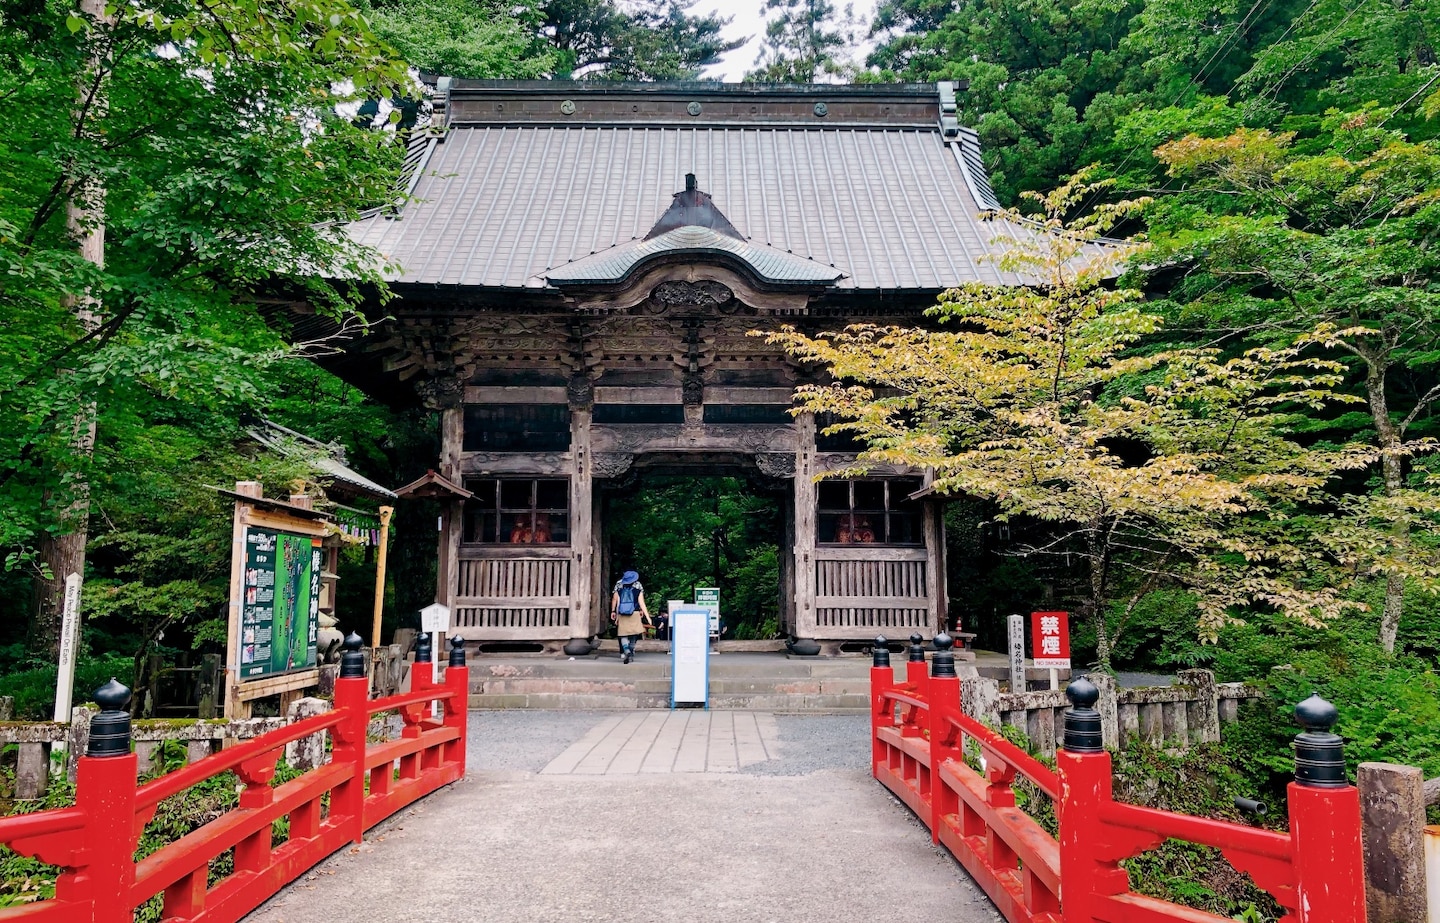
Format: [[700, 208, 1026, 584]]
[[765, 171, 1373, 665]]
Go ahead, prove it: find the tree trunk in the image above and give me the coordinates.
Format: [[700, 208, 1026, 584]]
[[32, 0, 107, 657], [1364, 357, 1407, 653], [1088, 520, 1112, 669]]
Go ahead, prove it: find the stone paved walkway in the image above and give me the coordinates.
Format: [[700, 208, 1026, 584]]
[[244, 711, 1002, 923]]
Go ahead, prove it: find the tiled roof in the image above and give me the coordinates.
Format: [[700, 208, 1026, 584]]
[[343, 86, 1054, 292]]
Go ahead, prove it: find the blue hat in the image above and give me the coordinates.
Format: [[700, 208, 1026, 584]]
[[621, 570, 639, 584]]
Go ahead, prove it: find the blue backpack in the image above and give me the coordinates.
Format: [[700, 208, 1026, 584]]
[[617, 583, 639, 615]]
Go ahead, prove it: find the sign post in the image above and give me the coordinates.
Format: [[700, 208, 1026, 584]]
[[1007, 614, 1026, 694], [1031, 611, 1071, 690], [52, 573, 83, 756], [419, 602, 451, 685]]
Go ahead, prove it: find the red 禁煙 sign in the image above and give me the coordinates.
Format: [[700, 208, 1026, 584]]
[[1031, 610, 1070, 668]]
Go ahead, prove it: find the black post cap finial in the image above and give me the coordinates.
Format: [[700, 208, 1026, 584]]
[[1062, 676, 1104, 753], [414, 632, 433, 663], [448, 635, 467, 667], [908, 632, 926, 662], [86, 678, 132, 758], [1293, 692, 1346, 787], [872, 635, 890, 668], [339, 631, 366, 679], [930, 632, 956, 679]]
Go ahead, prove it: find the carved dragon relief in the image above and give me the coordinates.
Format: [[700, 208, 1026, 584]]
[[647, 280, 737, 313]]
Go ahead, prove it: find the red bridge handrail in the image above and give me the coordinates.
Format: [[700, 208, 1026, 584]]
[[943, 710, 1059, 801], [0, 806, 87, 841], [135, 709, 347, 809], [365, 684, 459, 715], [879, 689, 929, 713], [868, 636, 1366, 923], [0, 647, 471, 923]]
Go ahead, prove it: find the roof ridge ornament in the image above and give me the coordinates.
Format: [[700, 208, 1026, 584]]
[[644, 174, 745, 242]]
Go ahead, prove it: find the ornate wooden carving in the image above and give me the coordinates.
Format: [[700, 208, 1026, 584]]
[[415, 377, 464, 410], [566, 375, 594, 410], [755, 453, 797, 478], [591, 453, 635, 479], [682, 372, 704, 405], [650, 280, 736, 311]]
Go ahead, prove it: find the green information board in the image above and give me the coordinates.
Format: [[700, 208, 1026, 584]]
[[695, 587, 720, 637], [239, 527, 320, 678]]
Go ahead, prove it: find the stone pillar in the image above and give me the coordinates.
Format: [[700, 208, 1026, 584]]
[[1177, 668, 1220, 744], [791, 413, 818, 644], [565, 409, 595, 655], [1090, 671, 1120, 751], [285, 697, 332, 771], [1358, 762, 1428, 923]]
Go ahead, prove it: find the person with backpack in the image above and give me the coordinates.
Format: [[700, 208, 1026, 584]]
[[610, 570, 651, 664]]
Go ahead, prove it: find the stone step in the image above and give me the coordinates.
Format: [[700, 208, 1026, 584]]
[[470, 677, 874, 696], [467, 692, 870, 713], [464, 651, 903, 712]]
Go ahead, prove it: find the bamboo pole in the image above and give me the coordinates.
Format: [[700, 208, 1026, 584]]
[[371, 506, 395, 648]]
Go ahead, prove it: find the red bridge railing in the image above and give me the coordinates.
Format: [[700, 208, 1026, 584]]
[[0, 633, 469, 923], [870, 633, 1365, 923]]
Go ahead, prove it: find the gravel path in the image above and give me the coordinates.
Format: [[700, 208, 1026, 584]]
[[246, 711, 1001, 923]]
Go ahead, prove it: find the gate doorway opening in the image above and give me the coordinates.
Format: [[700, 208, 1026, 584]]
[[601, 472, 784, 642]]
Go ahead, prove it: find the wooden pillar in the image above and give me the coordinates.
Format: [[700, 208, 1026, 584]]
[[924, 498, 946, 634], [437, 407, 463, 613], [566, 410, 595, 654], [792, 414, 817, 639], [224, 480, 263, 719], [1358, 762, 1429, 923], [591, 486, 604, 638], [779, 490, 796, 636]]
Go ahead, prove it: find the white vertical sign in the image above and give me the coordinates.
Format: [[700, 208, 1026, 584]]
[[420, 603, 451, 685], [53, 572, 83, 725], [670, 604, 710, 706], [1007, 614, 1026, 694]]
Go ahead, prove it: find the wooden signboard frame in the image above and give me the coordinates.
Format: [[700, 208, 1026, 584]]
[[223, 481, 330, 718]]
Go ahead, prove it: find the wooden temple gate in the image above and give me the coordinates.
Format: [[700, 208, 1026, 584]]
[[315, 79, 1049, 653]]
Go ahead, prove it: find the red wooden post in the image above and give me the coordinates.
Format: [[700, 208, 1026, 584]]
[[444, 636, 470, 773], [870, 636, 894, 777], [1056, 678, 1127, 923], [75, 679, 140, 923], [1289, 694, 1367, 923], [331, 633, 371, 843], [927, 633, 961, 846], [905, 631, 928, 692]]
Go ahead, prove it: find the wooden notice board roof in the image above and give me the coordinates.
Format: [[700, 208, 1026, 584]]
[[394, 469, 474, 500]]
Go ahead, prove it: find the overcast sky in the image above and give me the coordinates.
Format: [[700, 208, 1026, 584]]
[[698, 0, 879, 82]]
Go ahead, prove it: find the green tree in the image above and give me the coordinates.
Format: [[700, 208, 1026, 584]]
[[766, 173, 1371, 667], [540, 0, 742, 80], [747, 0, 858, 83], [363, 0, 556, 78], [1151, 119, 1440, 652], [0, 0, 409, 653]]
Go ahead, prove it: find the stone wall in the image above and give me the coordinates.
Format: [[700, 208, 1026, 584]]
[[0, 697, 334, 800], [959, 669, 1263, 757]]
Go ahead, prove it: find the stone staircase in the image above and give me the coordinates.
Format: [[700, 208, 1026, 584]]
[[467, 652, 879, 713]]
